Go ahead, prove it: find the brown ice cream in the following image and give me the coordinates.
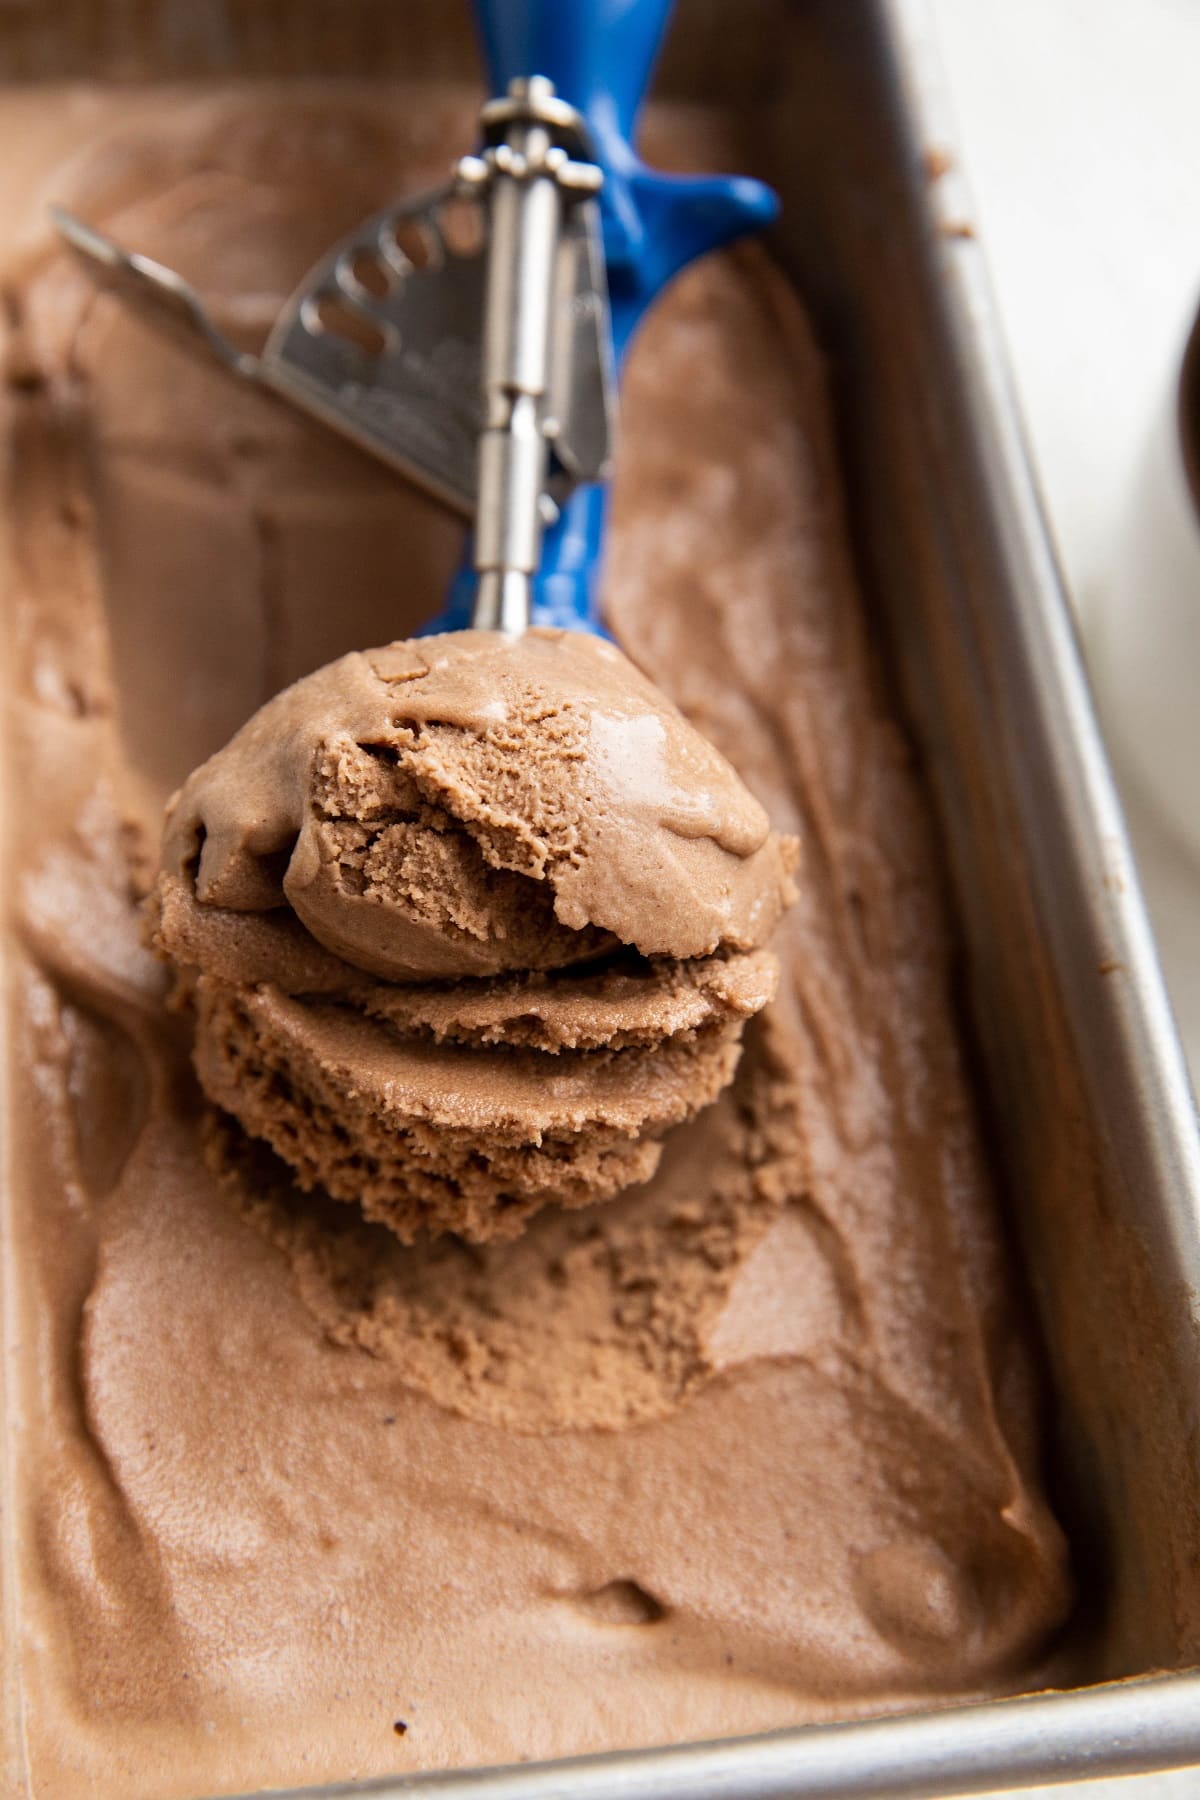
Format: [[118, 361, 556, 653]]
[[162, 628, 795, 972], [151, 628, 796, 1239], [0, 72, 1072, 1800]]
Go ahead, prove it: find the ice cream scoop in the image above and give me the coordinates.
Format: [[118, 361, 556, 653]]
[[153, 630, 797, 1241], [67, 0, 796, 1234], [53, 0, 778, 633]]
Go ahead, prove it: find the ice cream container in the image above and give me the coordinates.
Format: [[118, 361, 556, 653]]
[[2, 0, 1200, 1795]]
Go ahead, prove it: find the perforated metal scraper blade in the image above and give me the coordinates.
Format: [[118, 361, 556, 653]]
[[51, 182, 612, 519]]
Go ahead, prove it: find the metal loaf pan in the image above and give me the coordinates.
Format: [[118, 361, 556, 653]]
[[6, 0, 1200, 1794]]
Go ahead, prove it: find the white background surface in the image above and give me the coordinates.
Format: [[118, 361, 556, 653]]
[[923, 2, 1200, 1795], [927, 0, 1200, 1095], [929, 0, 1200, 620]]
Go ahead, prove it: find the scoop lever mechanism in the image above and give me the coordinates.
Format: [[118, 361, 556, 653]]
[[50, 74, 615, 634], [52, 0, 779, 637], [460, 76, 610, 633]]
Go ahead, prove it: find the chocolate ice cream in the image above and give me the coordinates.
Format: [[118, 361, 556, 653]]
[[153, 628, 797, 1238], [0, 70, 1072, 1800]]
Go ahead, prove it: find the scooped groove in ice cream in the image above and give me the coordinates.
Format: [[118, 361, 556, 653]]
[[154, 628, 799, 1240]]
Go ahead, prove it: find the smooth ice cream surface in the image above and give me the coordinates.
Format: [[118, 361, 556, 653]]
[[0, 77, 1072, 1800], [154, 628, 797, 1239]]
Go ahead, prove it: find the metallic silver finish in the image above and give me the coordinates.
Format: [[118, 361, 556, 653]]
[[480, 77, 590, 152], [471, 569, 533, 635], [549, 200, 617, 489], [223, 1673, 1200, 1798], [53, 186, 486, 516], [50, 204, 261, 382], [260, 184, 485, 515], [465, 77, 607, 634]]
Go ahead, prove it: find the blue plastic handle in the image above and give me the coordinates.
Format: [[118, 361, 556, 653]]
[[426, 0, 778, 636]]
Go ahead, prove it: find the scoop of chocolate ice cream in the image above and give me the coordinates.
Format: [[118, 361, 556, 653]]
[[154, 628, 799, 1240], [164, 629, 796, 974]]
